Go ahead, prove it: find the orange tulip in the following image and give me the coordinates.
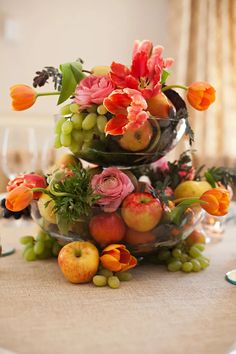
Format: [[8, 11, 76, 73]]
[[200, 188, 230, 216], [10, 85, 37, 111], [100, 244, 137, 272], [6, 185, 33, 212], [187, 82, 215, 111]]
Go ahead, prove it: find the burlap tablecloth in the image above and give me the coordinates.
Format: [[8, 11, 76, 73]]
[[0, 215, 236, 354]]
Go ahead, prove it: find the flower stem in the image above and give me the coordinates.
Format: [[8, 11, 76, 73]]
[[162, 84, 188, 92], [37, 92, 60, 97]]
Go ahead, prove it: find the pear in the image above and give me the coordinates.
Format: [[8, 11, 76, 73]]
[[147, 92, 175, 118], [91, 66, 110, 76], [174, 181, 212, 200], [38, 192, 56, 224]]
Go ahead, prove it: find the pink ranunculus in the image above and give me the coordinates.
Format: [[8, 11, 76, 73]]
[[74, 75, 115, 109], [91, 167, 135, 212]]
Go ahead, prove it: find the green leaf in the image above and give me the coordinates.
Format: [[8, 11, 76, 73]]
[[161, 70, 170, 84], [204, 171, 216, 188], [57, 62, 85, 105]]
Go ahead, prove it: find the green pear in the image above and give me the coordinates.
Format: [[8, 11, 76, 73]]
[[174, 181, 212, 199]]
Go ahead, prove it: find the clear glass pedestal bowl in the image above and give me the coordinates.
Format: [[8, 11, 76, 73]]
[[31, 201, 204, 256]]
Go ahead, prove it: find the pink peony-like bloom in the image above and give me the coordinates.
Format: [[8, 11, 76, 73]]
[[104, 88, 149, 135], [91, 167, 135, 212], [74, 75, 115, 109]]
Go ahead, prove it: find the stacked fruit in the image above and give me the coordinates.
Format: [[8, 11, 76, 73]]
[[20, 229, 63, 261], [54, 102, 108, 154]]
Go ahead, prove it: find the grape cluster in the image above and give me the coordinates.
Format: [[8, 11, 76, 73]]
[[20, 229, 63, 261], [149, 241, 209, 273], [92, 266, 133, 289], [1, 198, 31, 220], [54, 103, 108, 154]]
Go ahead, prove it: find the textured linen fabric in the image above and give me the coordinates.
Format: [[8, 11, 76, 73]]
[[0, 216, 236, 354]]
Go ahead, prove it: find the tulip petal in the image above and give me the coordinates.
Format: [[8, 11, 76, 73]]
[[102, 244, 126, 252], [104, 115, 129, 136], [100, 254, 122, 272], [6, 185, 33, 212]]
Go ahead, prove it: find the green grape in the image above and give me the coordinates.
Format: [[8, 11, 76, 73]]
[[54, 134, 62, 149], [194, 244, 205, 252], [98, 269, 113, 277], [116, 272, 133, 281], [60, 104, 71, 116], [180, 253, 190, 263], [70, 103, 79, 113], [23, 243, 35, 253], [157, 249, 171, 262], [97, 104, 108, 115], [44, 238, 54, 249], [37, 248, 52, 260], [197, 257, 209, 269], [87, 105, 97, 113], [97, 115, 108, 133], [108, 276, 120, 289], [93, 275, 107, 287], [69, 138, 80, 154], [54, 117, 66, 134], [71, 113, 85, 129], [23, 247, 37, 261], [61, 120, 73, 134], [172, 248, 182, 259], [83, 131, 94, 143], [20, 236, 34, 245], [191, 259, 202, 272], [82, 113, 97, 130], [189, 246, 202, 259], [34, 240, 45, 255], [60, 133, 71, 147], [167, 260, 182, 272], [52, 242, 62, 257], [71, 130, 84, 144], [182, 262, 193, 272], [36, 231, 48, 242]]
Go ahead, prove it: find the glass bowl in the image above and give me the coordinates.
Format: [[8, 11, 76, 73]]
[[74, 117, 186, 167], [31, 201, 204, 256]]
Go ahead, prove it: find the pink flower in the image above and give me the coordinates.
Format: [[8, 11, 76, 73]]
[[178, 166, 195, 181], [110, 40, 174, 99], [74, 75, 115, 109], [91, 167, 135, 212], [104, 88, 149, 135], [151, 157, 169, 172]]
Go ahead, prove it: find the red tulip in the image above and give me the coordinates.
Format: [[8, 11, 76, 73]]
[[6, 185, 33, 212], [187, 82, 216, 111], [10, 85, 37, 111], [7, 173, 46, 199], [200, 188, 230, 216]]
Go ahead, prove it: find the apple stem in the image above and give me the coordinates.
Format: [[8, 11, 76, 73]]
[[74, 249, 82, 258]]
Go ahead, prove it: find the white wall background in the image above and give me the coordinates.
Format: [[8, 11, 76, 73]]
[[0, 0, 171, 119]]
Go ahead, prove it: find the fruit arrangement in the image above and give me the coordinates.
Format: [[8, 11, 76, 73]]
[[5, 39, 231, 288]]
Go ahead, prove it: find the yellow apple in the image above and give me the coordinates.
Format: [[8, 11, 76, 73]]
[[38, 192, 56, 224], [118, 120, 153, 152], [58, 241, 99, 284], [91, 66, 110, 76], [174, 181, 212, 199]]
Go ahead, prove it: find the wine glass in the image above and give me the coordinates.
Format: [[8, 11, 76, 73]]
[[1, 127, 38, 179]]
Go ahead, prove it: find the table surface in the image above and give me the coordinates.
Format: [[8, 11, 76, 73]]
[[0, 213, 236, 354]]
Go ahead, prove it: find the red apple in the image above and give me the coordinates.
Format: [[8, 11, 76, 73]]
[[124, 227, 156, 245], [121, 192, 163, 232], [58, 241, 99, 284], [89, 212, 126, 248]]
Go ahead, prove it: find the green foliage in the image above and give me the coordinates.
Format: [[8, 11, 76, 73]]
[[161, 69, 170, 84], [57, 61, 85, 105]]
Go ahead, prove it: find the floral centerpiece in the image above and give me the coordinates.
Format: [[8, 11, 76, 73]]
[[2, 40, 230, 289]]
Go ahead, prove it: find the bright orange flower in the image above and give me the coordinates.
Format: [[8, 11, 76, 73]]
[[187, 82, 215, 111], [100, 244, 137, 272], [6, 185, 33, 212], [10, 85, 37, 111], [200, 188, 230, 216]]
